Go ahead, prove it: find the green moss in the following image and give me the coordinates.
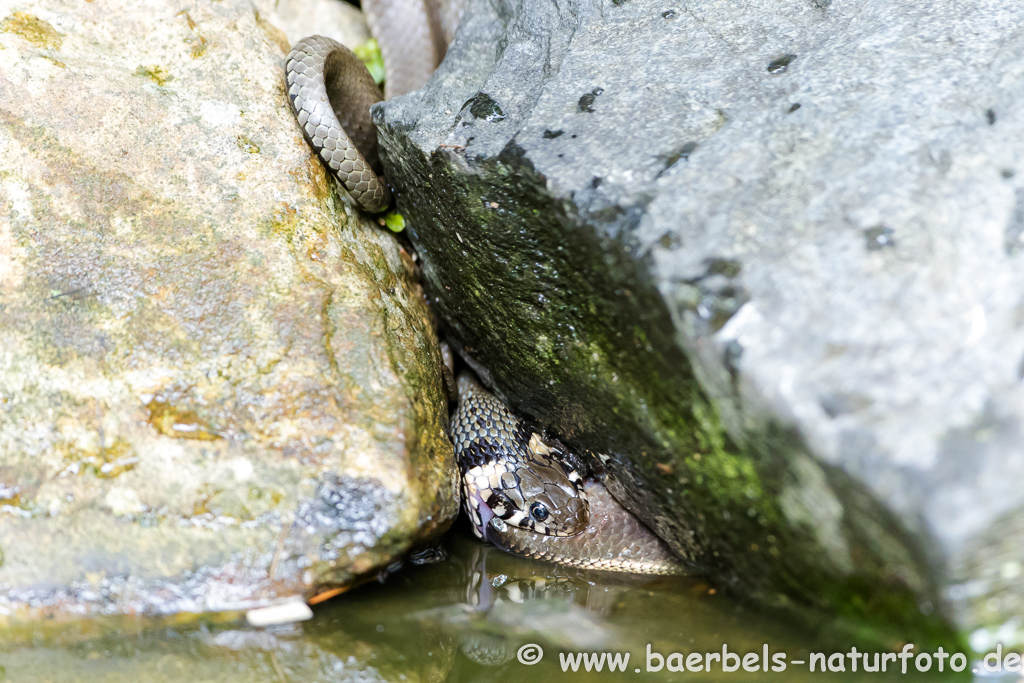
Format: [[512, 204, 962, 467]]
[[147, 402, 222, 441], [189, 35, 208, 59], [0, 486, 22, 508], [235, 135, 260, 154], [353, 38, 385, 85], [688, 400, 768, 518], [383, 211, 406, 233], [134, 65, 173, 86], [0, 12, 62, 49], [260, 202, 300, 242]]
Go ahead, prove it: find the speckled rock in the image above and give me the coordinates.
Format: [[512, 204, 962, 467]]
[[0, 0, 456, 619], [375, 0, 1024, 646]]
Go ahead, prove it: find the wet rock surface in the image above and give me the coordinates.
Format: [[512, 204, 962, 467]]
[[0, 0, 456, 618], [0, 535, 802, 682], [375, 0, 1024, 644]]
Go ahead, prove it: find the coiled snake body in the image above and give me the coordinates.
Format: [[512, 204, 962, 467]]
[[285, 35, 390, 212], [284, 12, 683, 576]]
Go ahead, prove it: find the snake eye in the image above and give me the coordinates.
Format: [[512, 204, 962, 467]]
[[529, 502, 549, 521]]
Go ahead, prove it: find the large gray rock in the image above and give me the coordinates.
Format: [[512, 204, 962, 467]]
[[376, 0, 1024, 645], [0, 0, 456, 618]]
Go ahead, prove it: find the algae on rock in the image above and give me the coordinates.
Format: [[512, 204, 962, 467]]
[[0, 0, 456, 618], [373, 0, 1024, 648]]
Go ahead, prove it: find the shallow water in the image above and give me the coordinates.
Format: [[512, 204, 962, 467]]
[[0, 531, 980, 682]]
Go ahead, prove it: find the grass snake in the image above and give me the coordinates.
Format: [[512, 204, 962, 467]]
[[283, 6, 684, 576]]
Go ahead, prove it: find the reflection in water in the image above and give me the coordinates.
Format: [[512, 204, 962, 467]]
[[0, 531, 968, 682]]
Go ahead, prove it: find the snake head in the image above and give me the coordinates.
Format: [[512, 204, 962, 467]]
[[452, 371, 590, 540], [463, 433, 589, 539]]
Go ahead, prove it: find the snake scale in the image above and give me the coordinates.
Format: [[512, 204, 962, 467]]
[[450, 372, 683, 574], [284, 5, 684, 576]]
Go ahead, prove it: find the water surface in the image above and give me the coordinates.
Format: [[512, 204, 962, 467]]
[[0, 532, 974, 681]]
